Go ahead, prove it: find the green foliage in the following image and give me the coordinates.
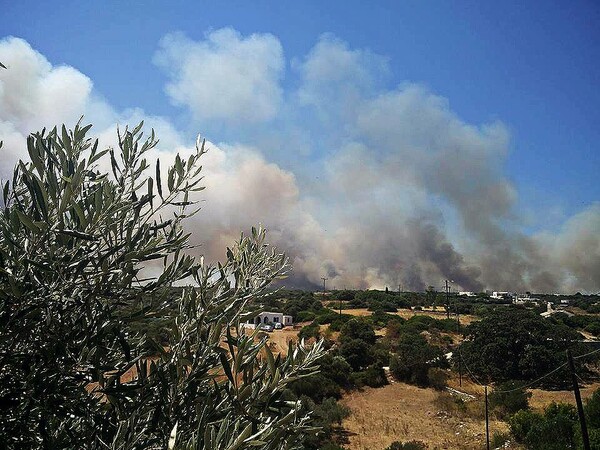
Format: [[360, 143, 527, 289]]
[[282, 291, 317, 319], [328, 314, 354, 331], [458, 309, 582, 383], [389, 333, 446, 387], [369, 309, 397, 328], [351, 363, 387, 388], [288, 354, 352, 402], [490, 431, 511, 448], [489, 381, 532, 418], [329, 289, 355, 301], [296, 310, 317, 322], [427, 367, 449, 391], [350, 289, 410, 310], [295, 396, 349, 450], [586, 388, 600, 429], [314, 310, 352, 326], [339, 318, 376, 345], [0, 122, 325, 449], [340, 338, 374, 371], [399, 315, 461, 334], [298, 321, 321, 340], [508, 409, 544, 443], [509, 403, 578, 450]]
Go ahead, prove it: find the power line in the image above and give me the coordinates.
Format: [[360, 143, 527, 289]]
[[573, 346, 600, 360], [456, 344, 600, 394]]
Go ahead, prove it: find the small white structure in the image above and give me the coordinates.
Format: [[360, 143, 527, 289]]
[[514, 294, 540, 305], [458, 291, 476, 297], [541, 302, 573, 318], [243, 312, 293, 329], [491, 291, 513, 300]]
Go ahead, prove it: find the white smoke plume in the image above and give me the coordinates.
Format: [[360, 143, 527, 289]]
[[1, 34, 598, 293]]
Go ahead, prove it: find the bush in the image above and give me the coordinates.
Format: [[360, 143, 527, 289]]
[[298, 396, 350, 449], [340, 338, 374, 371], [389, 333, 446, 387], [427, 367, 449, 390], [585, 321, 600, 336], [297, 310, 317, 322], [509, 403, 578, 450], [339, 318, 377, 345], [489, 381, 531, 418], [315, 310, 351, 325], [459, 309, 582, 383], [298, 321, 321, 340], [352, 363, 387, 388], [509, 409, 543, 442], [0, 123, 325, 448], [586, 388, 600, 429], [491, 431, 511, 448], [328, 314, 354, 331]]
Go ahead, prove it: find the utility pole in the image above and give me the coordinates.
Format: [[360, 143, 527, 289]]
[[458, 353, 463, 387], [567, 349, 591, 450], [456, 299, 462, 387], [444, 280, 453, 319], [321, 277, 328, 292], [484, 385, 490, 450]]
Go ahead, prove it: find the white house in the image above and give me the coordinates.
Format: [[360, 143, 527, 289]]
[[243, 312, 293, 329], [491, 291, 514, 300]]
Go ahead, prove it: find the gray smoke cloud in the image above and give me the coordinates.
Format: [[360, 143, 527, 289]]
[[1, 34, 599, 294]]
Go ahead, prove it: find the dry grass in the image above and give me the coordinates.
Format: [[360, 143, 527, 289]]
[[341, 308, 479, 325], [340, 381, 517, 450], [262, 326, 302, 355], [529, 381, 600, 411]]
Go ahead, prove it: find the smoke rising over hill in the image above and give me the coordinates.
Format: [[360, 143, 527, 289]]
[[1, 33, 598, 293]]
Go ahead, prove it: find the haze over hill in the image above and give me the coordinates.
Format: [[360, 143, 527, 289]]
[[1, 27, 598, 293]]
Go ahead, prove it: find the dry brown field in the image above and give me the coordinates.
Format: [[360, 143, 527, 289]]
[[341, 307, 479, 325], [528, 381, 600, 410], [340, 381, 517, 450], [248, 316, 600, 448]]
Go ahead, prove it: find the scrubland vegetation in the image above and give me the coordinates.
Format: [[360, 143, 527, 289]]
[[2, 122, 600, 449], [258, 288, 600, 449]]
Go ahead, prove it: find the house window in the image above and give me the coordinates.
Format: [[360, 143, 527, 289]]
[[264, 317, 269, 324], [273, 317, 279, 322]]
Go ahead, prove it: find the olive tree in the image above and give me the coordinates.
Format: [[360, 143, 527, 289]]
[[0, 121, 324, 449]]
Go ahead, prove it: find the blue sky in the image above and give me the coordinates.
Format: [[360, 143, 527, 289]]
[[1, 1, 599, 292], [4, 0, 599, 220]]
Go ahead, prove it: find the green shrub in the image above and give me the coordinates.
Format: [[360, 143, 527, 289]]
[[491, 431, 510, 448], [339, 318, 376, 345], [328, 314, 354, 331], [509, 409, 542, 442], [585, 388, 600, 428], [509, 403, 577, 450], [489, 381, 531, 418], [352, 364, 387, 388], [389, 332, 446, 387], [297, 310, 317, 322], [340, 338, 374, 371], [0, 123, 325, 448], [427, 367, 449, 390], [298, 321, 321, 340]]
